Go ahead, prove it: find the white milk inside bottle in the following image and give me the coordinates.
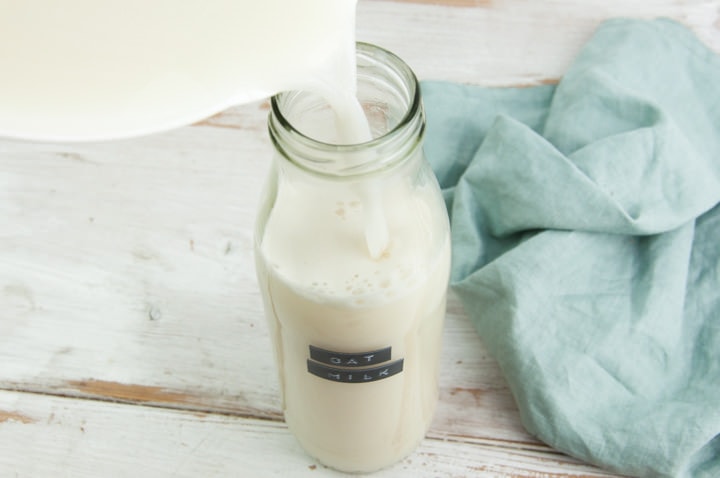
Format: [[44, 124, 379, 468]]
[[255, 43, 451, 472]]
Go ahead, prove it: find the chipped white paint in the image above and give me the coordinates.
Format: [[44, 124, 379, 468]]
[[1, 0, 717, 476]]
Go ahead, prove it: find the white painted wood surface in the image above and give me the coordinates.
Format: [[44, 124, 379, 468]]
[[1, 1, 718, 476]]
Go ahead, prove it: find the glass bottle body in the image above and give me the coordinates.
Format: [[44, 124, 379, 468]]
[[255, 43, 450, 473]]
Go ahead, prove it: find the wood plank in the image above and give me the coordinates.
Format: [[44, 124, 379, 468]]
[[0, 390, 620, 477], [358, 0, 720, 86]]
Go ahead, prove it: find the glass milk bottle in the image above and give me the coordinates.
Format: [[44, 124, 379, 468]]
[[254, 43, 451, 473]]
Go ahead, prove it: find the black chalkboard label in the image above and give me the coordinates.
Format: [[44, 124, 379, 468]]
[[309, 345, 391, 367], [307, 359, 404, 383]]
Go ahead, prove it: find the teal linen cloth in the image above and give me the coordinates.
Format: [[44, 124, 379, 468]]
[[422, 18, 720, 478]]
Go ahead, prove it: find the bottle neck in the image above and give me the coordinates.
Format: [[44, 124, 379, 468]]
[[268, 42, 425, 179]]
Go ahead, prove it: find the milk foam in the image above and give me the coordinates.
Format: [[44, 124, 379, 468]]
[[260, 161, 444, 305]]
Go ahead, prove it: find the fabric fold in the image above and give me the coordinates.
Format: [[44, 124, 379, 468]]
[[422, 17, 720, 478]]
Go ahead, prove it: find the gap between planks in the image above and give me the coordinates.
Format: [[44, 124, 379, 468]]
[[0, 379, 571, 460], [0, 379, 281, 422]]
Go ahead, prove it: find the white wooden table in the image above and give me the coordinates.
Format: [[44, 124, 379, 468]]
[[1, 1, 718, 476]]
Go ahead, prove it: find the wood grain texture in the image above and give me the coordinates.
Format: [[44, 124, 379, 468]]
[[357, 0, 720, 86], [0, 390, 620, 478], [1, 0, 718, 476]]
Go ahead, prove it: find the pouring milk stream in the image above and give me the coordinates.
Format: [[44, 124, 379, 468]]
[[1, 1, 451, 471]]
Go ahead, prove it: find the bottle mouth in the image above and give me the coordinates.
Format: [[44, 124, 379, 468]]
[[269, 42, 424, 178]]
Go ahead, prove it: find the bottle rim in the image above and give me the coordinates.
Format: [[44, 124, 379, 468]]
[[268, 42, 424, 178]]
